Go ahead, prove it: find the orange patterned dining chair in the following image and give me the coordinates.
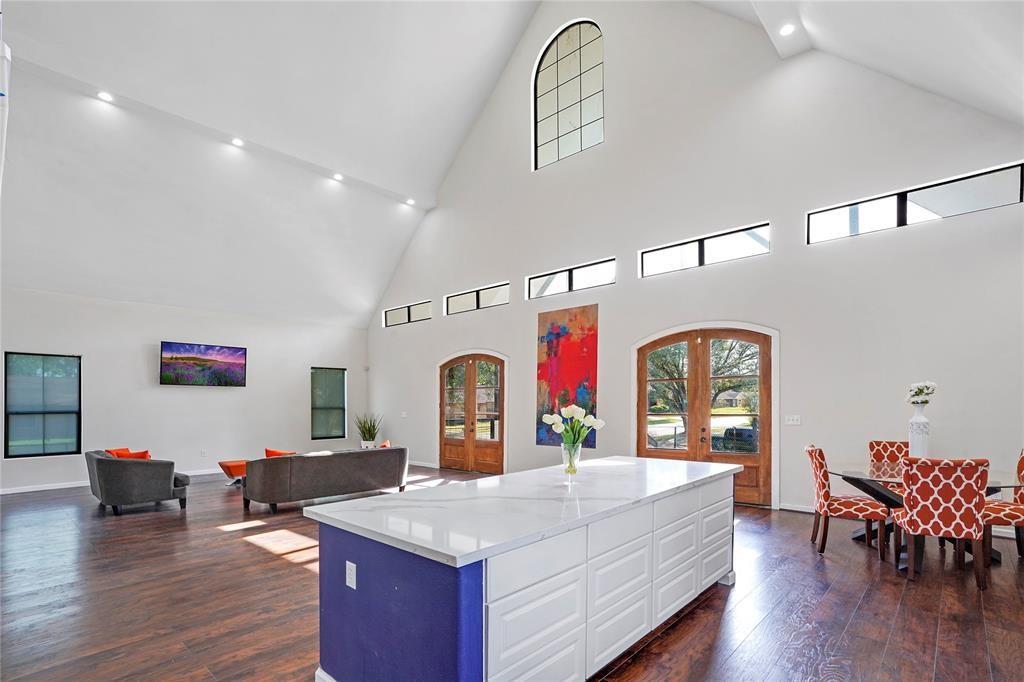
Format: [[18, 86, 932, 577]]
[[868, 440, 909, 495], [893, 457, 990, 589], [981, 449, 1024, 559], [807, 445, 889, 558]]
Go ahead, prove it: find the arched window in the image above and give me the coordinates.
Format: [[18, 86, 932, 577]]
[[534, 21, 603, 169]]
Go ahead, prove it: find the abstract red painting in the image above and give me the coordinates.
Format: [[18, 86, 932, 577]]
[[536, 304, 598, 447]]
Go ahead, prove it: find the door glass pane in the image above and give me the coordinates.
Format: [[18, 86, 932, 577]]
[[476, 415, 500, 441], [710, 377, 759, 453], [476, 361, 499, 387], [710, 339, 758, 377], [647, 342, 687, 379], [648, 380, 686, 414], [444, 363, 466, 440], [646, 414, 687, 450]]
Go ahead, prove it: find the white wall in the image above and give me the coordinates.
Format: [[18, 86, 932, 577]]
[[368, 2, 1024, 509], [1, 288, 368, 492]]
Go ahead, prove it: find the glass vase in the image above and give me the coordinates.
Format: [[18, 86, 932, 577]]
[[561, 442, 582, 475]]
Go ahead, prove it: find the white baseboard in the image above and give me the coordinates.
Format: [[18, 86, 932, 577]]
[[0, 466, 225, 495], [408, 459, 438, 468], [779, 503, 815, 514]]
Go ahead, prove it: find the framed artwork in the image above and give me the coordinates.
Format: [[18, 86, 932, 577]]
[[536, 304, 598, 447]]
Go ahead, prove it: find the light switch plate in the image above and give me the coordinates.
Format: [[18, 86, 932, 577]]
[[345, 561, 357, 589], [784, 415, 802, 426]]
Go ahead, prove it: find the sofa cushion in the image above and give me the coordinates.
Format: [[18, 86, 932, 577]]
[[116, 450, 151, 460], [106, 448, 131, 457], [265, 448, 296, 458]]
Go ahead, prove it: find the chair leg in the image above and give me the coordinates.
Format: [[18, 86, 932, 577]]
[[877, 520, 886, 560], [399, 485, 406, 492], [243, 497, 251, 511], [179, 497, 187, 510], [955, 539, 966, 569], [112, 505, 122, 516], [865, 520, 874, 548], [893, 525, 903, 573], [906, 533, 918, 580], [983, 526, 993, 568], [269, 503, 278, 514], [810, 512, 820, 543], [1015, 526, 1024, 559], [974, 535, 988, 590], [817, 515, 830, 554]]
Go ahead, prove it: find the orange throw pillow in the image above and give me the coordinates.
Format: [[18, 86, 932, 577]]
[[265, 449, 296, 458], [379, 440, 391, 448], [121, 450, 151, 460], [106, 448, 131, 457]]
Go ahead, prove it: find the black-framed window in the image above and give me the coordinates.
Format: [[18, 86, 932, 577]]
[[641, 223, 770, 278], [807, 163, 1023, 245], [527, 258, 616, 299], [534, 21, 604, 169], [383, 300, 431, 328], [5, 352, 82, 458], [311, 367, 347, 439], [445, 282, 511, 315]]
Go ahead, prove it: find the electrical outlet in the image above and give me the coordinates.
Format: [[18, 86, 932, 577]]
[[784, 415, 802, 426], [401, 411, 408, 419], [345, 561, 357, 589], [200, 449, 207, 458]]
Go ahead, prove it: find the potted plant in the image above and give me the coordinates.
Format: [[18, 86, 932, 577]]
[[356, 414, 383, 449], [541, 404, 605, 475]]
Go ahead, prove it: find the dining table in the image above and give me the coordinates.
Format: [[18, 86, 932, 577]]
[[827, 461, 1023, 569]]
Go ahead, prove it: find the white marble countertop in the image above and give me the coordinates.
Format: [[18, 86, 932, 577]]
[[304, 456, 743, 567]]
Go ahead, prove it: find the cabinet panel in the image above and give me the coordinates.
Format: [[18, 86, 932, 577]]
[[588, 503, 653, 559], [699, 477, 732, 508], [653, 511, 698, 578], [588, 535, 653, 616], [489, 624, 586, 681], [587, 585, 652, 676], [487, 565, 587, 676], [487, 527, 586, 602], [699, 497, 733, 548], [652, 557, 698, 627], [699, 536, 733, 590], [653, 487, 699, 529]]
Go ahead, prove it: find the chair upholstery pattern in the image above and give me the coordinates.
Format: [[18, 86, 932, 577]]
[[981, 449, 1024, 527], [1016, 449, 1024, 505], [868, 440, 908, 464], [807, 445, 888, 521], [894, 457, 989, 540]]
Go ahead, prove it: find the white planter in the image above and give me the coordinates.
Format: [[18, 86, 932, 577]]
[[908, 404, 929, 457], [360, 440, 377, 449]]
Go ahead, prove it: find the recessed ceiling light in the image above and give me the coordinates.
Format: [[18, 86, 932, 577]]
[[333, 173, 344, 181], [231, 138, 245, 147], [405, 198, 415, 206], [97, 91, 114, 102], [779, 23, 796, 37]]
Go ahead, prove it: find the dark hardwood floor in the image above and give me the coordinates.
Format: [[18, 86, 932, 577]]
[[2, 468, 1021, 681]]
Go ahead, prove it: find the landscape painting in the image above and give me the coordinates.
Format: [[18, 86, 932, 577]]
[[160, 342, 247, 387], [536, 304, 598, 447]]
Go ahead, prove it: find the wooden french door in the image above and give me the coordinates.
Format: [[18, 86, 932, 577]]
[[637, 328, 772, 506], [439, 354, 505, 474]]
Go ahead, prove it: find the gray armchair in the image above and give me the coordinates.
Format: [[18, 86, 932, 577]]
[[84, 450, 189, 515]]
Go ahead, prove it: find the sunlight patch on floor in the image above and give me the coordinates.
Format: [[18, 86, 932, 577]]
[[243, 529, 318, 554], [218, 520, 266, 532]]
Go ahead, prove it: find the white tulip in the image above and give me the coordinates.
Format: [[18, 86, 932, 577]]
[[583, 415, 596, 427], [591, 419, 606, 430], [552, 422, 565, 434], [560, 405, 574, 419], [571, 405, 586, 420], [541, 413, 557, 425]]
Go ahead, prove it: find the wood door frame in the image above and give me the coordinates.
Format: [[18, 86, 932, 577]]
[[630, 322, 780, 509], [436, 349, 509, 473]]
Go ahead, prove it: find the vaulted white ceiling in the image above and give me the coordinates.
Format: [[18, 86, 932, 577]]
[[4, 1, 539, 206], [699, 1, 1024, 125]]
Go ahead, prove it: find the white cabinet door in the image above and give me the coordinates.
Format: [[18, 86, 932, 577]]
[[653, 487, 699, 529], [652, 557, 698, 627], [698, 497, 733, 548], [588, 534, 653, 617], [488, 625, 586, 682], [487, 527, 587, 602], [586, 585, 652, 676], [652, 511, 698, 578], [588, 503, 652, 559], [487, 565, 587, 677], [699, 536, 733, 590]]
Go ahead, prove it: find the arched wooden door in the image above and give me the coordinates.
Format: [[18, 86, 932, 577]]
[[440, 354, 505, 474], [637, 328, 772, 505]]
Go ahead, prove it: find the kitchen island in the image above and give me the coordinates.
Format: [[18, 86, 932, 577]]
[[305, 456, 743, 681]]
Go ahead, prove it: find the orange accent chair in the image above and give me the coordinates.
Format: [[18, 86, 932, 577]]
[[218, 460, 248, 481], [806, 445, 889, 557], [893, 457, 989, 589], [265, 448, 296, 458], [981, 449, 1024, 559]]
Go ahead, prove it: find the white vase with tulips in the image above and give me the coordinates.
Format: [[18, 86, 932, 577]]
[[541, 404, 605, 475], [905, 381, 936, 457]]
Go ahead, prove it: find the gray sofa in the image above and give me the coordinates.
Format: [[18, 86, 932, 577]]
[[84, 450, 190, 515], [243, 447, 408, 512]]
